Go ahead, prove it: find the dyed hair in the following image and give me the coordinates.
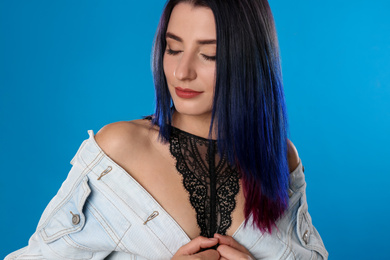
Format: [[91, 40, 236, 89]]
[[152, 0, 290, 233]]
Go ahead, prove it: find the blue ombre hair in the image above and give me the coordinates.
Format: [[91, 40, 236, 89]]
[[152, 0, 290, 233]]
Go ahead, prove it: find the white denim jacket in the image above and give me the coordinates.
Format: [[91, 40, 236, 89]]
[[5, 130, 328, 260]]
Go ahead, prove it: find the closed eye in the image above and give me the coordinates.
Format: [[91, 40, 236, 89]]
[[166, 48, 181, 55], [202, 54, 216, 61], [166, 48, 216, 62]]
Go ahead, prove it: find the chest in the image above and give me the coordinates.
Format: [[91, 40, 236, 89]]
[[118, 137, 245, 239]]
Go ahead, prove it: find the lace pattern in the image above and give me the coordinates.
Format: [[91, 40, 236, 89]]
[[169, 127, 240, 237]]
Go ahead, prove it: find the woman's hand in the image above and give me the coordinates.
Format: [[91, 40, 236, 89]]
[[214, 233, 255, 260], [172, 236, 220, 259]]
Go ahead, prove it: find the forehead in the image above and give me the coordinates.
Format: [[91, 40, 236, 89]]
[[167, 3, 216, 41]]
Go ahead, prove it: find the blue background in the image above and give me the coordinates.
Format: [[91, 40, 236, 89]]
[[1, 0, 389, 259]]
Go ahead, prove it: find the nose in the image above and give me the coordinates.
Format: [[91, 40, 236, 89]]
[[174, 54, 197, 81]]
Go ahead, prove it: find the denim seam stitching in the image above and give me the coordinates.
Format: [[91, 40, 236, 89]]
[[85, 202, 125, 252], [87, 181, 132, 252], [99, 177, 173, 254], [89, 171, 132, 223], [40, 153, 102, 240], [276, 230, 293, 260], [41, 179, 90, 240], [62, 235, 94, 253], [247, 232, 265, 251], [117, 224, 133, 253], [86, 192, 131, 253], [287, 213, 298, 260], [44, 236, 89, 260]]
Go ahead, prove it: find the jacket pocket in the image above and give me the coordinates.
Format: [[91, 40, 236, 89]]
[[296, 200, 328, 259], [40, 176, 91, 243]]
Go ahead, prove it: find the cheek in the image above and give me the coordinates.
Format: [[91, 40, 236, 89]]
[[203, 67, 216, 90]]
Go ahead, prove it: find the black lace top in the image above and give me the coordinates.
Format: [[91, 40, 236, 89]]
[[169, 126, 241, 237]]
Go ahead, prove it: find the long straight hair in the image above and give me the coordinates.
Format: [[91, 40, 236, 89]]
[[152, 0, 290, 233]]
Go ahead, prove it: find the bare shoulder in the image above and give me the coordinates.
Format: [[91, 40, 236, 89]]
[[287, 139, 300, 173], [94, 119, 158, 161]]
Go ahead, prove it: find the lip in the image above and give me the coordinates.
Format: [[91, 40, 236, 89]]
[[175, 87, 203, 99]]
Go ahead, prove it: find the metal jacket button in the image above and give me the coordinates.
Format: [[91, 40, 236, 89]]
[[70, 211, 80, 225], [303, 230, 310, 244]]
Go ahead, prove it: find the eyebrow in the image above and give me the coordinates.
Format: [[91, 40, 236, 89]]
[[166, 32, 216, 45]]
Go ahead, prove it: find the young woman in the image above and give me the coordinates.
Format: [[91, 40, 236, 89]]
[[6, 0, 328, 259]]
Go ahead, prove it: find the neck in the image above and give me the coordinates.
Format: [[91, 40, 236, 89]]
[[171, 110, 217, 140]]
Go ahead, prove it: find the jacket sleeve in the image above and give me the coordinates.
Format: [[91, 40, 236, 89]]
[[244, 161, 329, 260], [285, 162, 329, 259], [5, 139, 113, 260]]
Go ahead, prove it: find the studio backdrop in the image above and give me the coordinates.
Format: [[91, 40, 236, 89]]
[[1, 0, 389, 259]]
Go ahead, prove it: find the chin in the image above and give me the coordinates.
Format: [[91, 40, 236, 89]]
[[173, 102, 212, 118]]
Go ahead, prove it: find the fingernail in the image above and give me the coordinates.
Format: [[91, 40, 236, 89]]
[[209, 238, 218, 242], [214, 233, 221, 238]]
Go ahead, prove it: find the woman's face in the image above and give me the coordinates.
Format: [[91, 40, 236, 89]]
[[163, 3, 216, 120]]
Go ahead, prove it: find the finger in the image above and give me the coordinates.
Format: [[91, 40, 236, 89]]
[[214, 233, 248, 253], [217, 244, 253, 260], [194, 249, 220, 260], [177, 237, 219, 255]]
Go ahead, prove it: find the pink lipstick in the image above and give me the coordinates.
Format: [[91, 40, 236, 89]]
[[175, 87, 203, 99]]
